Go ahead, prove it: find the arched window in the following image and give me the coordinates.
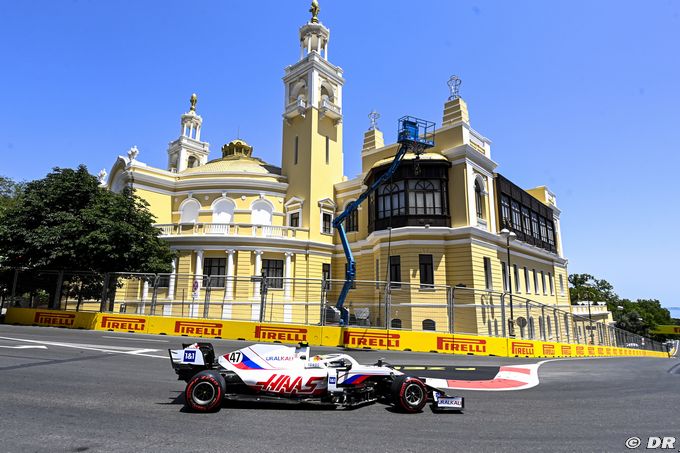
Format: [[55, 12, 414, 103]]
[[320, 82, 334, 102], [408, 180, 441, 215], [187, 156, 198, 168], [474, 179, 484, 219], [422, 319, 436, 331], [377, 181, 405, 219], [391, 318, 402, 329], [251, 200, 273, 226], [212, 199, 235, 224], [179, 198, 200, 223], [344, 201, 358, 232]]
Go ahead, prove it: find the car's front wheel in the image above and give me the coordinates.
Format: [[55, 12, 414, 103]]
[[391, 376, 427, 413], [185, 370, 225, 412]]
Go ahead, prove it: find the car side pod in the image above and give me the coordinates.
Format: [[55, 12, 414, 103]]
[[431, 391, 464, 413]]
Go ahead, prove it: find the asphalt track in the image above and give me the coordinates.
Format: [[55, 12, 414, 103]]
[[0, 324, 678, 453]]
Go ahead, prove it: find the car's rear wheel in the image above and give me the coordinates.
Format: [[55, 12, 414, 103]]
[[185, 370, 225, 412], [391, 376, 427, 413]]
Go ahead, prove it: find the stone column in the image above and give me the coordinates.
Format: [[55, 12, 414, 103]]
[[466, 166, 477, 227], [253, 250, 263, 299], [167, 257, 177, 300], [284, 252, 293, 300], [141, 281, 149, 314], [192, 249, 204, 317], [225, 250, 235, 301]]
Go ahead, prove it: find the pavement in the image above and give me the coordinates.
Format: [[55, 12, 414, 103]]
[[0, 324, 678, 453]]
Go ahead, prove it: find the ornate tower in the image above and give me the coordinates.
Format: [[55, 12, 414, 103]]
[[281, 1, 344, 242], [167, 93, 210, 172]]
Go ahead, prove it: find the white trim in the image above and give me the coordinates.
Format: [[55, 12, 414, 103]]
[[170, 244, 332, 256], [284, 196, 305, 209], [164, 234, 334, 251], [210, 196, 236, 210], [329, 226, 566, 266], [287, 208, 302, 227], [126, 171, 288, 192]]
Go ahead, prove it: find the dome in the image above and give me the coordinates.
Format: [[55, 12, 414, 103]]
[[179, 156, 280, 175]]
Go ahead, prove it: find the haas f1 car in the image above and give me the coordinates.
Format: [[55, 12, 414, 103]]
[[169, 342, 464, 413]]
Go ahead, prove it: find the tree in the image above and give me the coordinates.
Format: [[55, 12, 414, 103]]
[[0, 166, 174, 273], [569, 273, 673, 340], [0, 175, 23, 213], [568, 273, 618, 307]]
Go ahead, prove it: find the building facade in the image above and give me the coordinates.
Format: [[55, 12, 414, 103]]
[[107, 3, 573, 339]]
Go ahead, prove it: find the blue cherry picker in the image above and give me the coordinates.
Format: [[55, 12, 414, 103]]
[[332, 116, 435, 325]]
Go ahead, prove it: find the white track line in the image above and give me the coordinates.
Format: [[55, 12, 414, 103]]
[[0, 336, 167, 359], [101, 335, 169, 343], [0, 345, 48, 349]]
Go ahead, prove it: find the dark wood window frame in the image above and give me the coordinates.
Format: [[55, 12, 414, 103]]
[[263, 259, 284, 289], [419, 254, 434, 287]]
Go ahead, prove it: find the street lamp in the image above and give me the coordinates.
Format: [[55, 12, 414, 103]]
[[586, 300, 595, 345], [499, 228, 517, 337]]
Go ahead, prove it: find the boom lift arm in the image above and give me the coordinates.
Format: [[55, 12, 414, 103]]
[[332, 117, 435, 325]]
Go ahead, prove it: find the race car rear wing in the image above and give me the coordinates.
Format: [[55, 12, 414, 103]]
[[168, 342, 215, 381]]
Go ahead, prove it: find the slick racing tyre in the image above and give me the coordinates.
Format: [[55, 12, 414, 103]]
[[185, 370, 225, 412], [391, 376, 428, 413]]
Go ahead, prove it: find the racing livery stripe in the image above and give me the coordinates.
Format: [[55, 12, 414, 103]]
[[343, 374, 371, 384], [233, 353, 265, 370]]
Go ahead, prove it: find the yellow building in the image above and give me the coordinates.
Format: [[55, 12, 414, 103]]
[[106, 3, 576, 343]]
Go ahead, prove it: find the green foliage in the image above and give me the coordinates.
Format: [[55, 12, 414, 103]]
[[569, 273, 672, 340], [0, 175, 24, 213], [0, 166, 174, 273]]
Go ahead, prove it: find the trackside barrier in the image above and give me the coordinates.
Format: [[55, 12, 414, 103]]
[[5, 308, 668, 358]]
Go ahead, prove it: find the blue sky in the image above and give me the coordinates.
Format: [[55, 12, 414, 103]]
[[2, 1, 679, 316]]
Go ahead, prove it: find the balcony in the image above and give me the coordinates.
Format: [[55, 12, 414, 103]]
[[155, 223, 310, 240], [284, 98, 307, 120], [319, 98, 341, 121]]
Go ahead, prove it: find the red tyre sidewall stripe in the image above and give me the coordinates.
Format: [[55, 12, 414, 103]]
[[186, 374, 223, 412]]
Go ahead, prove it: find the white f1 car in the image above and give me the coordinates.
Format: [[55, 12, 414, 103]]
[[169, 342, 464, 413]]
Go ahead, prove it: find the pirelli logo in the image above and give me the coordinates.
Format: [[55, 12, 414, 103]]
[[511, 341, 534, 355], [34, 311, 76, 327], [542, 344, 555, 356], [255, 326, 307, 342], [605, 347, 611, 355], [175, 321, 223, 337], [597, 347, 604, 355], [588, 346, 595, 356], [343, 331, 400, 348], [561, 345, 572, 356], [100, 315, 146, 331], [575, 346, 585, 355], [436, 336, 487, 353]]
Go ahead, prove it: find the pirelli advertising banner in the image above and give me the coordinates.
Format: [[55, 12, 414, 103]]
[[6, 308, 98, 330], [4, 308, 668, 358], [97, 313, 149, 333], [147, 316, 256, 340]]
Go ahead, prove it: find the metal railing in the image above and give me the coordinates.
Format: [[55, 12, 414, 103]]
[[154, 223, 309, 239], [0, 268, 667, 352]]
